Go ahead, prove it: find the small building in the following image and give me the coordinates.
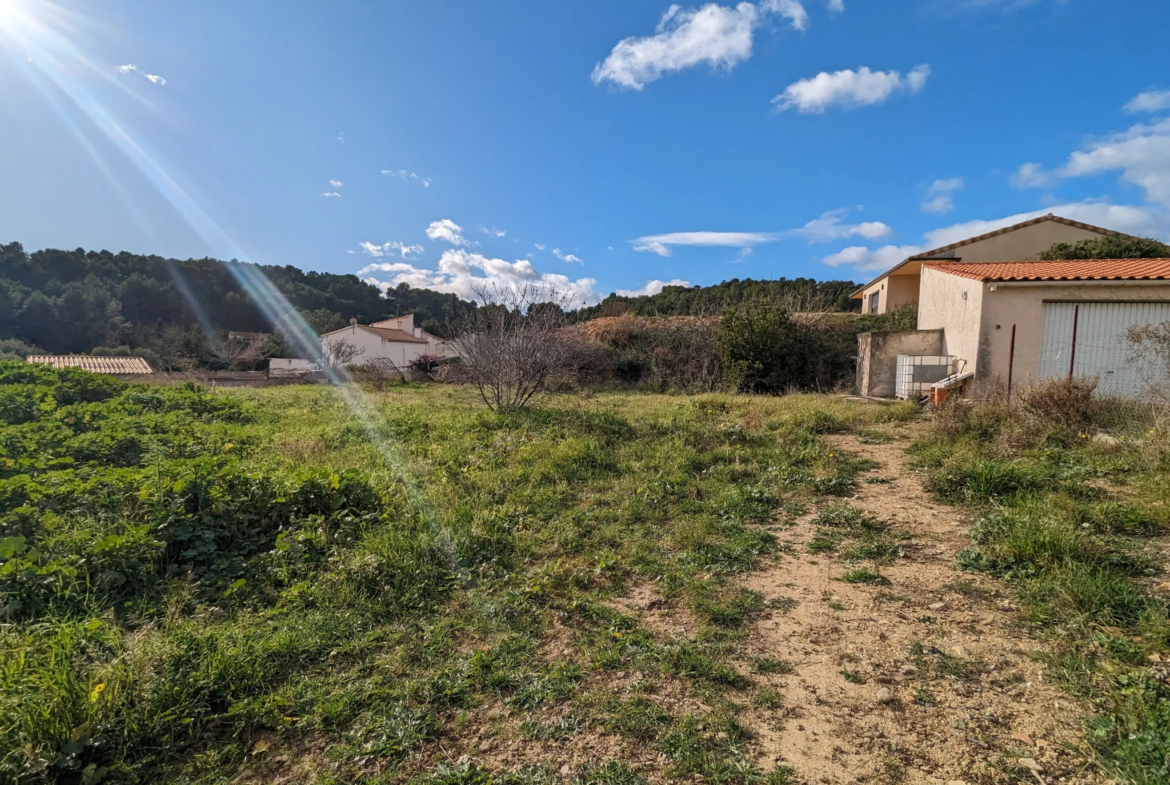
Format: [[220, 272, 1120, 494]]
[[918, 259, 1170, 398], [321, 313, 451, 368], [851, 214, 1127, 315], [27, 355, 155, 375], [853, 214, 1170, 399]]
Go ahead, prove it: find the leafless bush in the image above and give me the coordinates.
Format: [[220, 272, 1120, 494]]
[[1128, 321, 1170, 402], [450, 284, 590, 410], [317, 338, 365, 371], [350, 357, 404, 391], [202, 331, 273, 370], [1014, 377, 1101, 430]]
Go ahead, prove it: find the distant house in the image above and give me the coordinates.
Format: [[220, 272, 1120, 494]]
[[269, 313, 453, 376], [321, 314, 452, 368], [27, 355, 154, 375], [854, 215, 1170, 399]]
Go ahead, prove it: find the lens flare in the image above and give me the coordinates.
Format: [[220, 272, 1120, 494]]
[[3, 0, 454, 564]]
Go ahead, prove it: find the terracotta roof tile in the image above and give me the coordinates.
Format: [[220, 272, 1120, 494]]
[[321, 324, 428, 343], [27, 355, 155, 374], [923, 258, 1170, 283]]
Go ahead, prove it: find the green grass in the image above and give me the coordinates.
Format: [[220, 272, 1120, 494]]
[[912, 397, 1170, 784], [0, 365, 919, 784]]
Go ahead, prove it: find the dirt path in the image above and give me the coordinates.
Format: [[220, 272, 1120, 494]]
[[735, 426, 1106, 785]]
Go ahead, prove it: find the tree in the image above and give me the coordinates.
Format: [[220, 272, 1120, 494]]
[[1037, 235, 1170, 260], [451, 284, 587, 411], [317, 338, 365, 371], [718, 300, 804, 394]]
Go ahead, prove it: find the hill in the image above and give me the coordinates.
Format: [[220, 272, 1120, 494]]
[[577, 277, 861, 319], [0, 242, 862, 368], [0, 242, 473, 365]]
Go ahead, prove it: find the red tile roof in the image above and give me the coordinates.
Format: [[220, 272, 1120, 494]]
[[28, 355, 155, 374], [321, 324, 428, 343], [923, 258, 1170, 283]]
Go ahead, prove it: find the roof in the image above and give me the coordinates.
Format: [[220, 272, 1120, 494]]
[[27, 355, 155, 374], [321, 324, 428, 344], [849, 214, 1131, 298], [923, 258, 1170, 283]]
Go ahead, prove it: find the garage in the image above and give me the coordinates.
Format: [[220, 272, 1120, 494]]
[[1039, 301, 1170, 397]]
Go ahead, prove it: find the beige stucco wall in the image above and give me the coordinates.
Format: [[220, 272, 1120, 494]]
[[858, 273, 920, 315], [916, 267, 985, 378], [856, 329, 945, 397], [976, 282, 1170, 390], [922, 221, 1107, 262]]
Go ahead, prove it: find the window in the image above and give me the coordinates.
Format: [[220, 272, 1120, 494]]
[[869, 291, 880, 314]]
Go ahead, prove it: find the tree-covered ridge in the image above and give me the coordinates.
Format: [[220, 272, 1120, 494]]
[[578, 278, 862, 320], [0, 242, 473, 359]]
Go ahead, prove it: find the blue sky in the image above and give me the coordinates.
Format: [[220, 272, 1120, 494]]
[[2, 0, 1170, 305]]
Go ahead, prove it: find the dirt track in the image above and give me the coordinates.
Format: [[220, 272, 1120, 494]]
[[731, 427, 1107, 785]]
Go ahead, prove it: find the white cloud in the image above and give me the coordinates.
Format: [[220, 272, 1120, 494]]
[[329, 179, 343, 188], [823, 201, 1169, 277], [478, 225, 507, 237], [591, 0, 829, 91], [357, 262, 422, 275], [923, 203, 1168, 248], [789, 210, 892, 242], [336, 132, 345, 143], [761, 0, 809, 31], [824, 244, 922, 272], [114, 64, 166, 85], [321, 192, 341, 198], [592, 3, 760, 90], [1125, 90, 1170, 114], [772, 64, 929, 113], [616, 279, 693, 297], [534, 243, 547, 250], [1011, 162, 1053, 189], [380, 169, 431, 187], [360, 249, 602, 307], [631, 230, 780, 256], [1058, 117, 1170, 206], [425, 219, 477, 247], [553, 248, 584, 264], [359, 240, 424, 259], [921, 177, 963, 214]]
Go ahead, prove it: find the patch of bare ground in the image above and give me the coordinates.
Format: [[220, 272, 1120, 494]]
[[733, 426, 1108, 785]]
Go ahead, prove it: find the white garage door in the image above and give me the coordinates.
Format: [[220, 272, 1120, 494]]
[[1039, 302, 1170, 397]]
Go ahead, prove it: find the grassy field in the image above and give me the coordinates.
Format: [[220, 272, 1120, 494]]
[[0, 364, 920, 784], [3, 366, 1167, 784], [911, 390, 1170, 785]]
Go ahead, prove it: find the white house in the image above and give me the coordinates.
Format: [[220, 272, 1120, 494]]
[[268, 313, 454, 376], [321, 313, 452, 368]]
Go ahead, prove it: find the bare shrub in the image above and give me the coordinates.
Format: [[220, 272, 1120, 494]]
[[450, 284, 589, 411], [350, 357, 403, 391], [1128, 321, 1170, 402], [1014, 377, 1101, 430], [317, 338, 365, 371]]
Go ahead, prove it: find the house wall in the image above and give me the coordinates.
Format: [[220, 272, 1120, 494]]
[[856, 329, 945, 397], [371, 314, 454, 356], [916, 267, 985, 378], [924, 221, 1108, 262], [322, 325, 429, 368], [857, 220, 1114, 316], [976, 282, 1170, 391]]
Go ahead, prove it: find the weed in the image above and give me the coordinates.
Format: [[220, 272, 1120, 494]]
[[752, 687, 784, 709], [840, 568, 890, 585], [840, 670, 866, 684], [750, 657, 794, 675]]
